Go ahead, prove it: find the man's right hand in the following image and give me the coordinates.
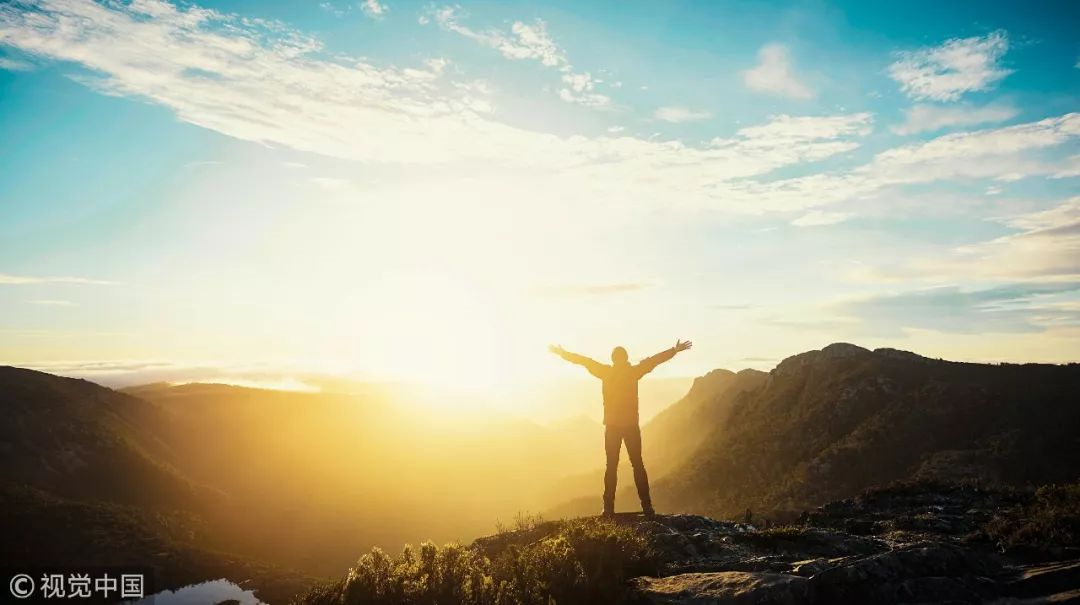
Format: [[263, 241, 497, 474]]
[[549, 344, 567, 356], [675, 339, 693, 353]]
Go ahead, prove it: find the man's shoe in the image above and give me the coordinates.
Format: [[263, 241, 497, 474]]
[[601, 508, 615, 518], [642, 507, 657, 519]]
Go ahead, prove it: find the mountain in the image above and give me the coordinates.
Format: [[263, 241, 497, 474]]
[[643, 368, 769, 476], [656, 343, 1080, 519], [0, 367, 636, 596], [0, 366, 212, 509]]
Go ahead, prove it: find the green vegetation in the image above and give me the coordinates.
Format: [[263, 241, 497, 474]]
[[295, 518, 658, 605], [983, 483, 1080, 550]]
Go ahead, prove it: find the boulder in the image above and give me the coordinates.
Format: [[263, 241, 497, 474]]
[[632, 572, 809, 605]]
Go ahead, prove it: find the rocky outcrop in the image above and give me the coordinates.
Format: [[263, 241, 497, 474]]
[[610, 483, 1078, 604]]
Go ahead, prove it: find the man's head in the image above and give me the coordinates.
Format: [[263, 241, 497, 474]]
[[611, 346, 629, 365]]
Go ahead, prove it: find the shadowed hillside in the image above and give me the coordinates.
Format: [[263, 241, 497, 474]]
[[0, 366, 214, 509], [656, 343, 1080, 519]]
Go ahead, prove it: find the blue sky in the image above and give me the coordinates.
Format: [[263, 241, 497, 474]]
[[0, 0, 1078, 395]]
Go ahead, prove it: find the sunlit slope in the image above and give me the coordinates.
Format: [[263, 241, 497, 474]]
[[126, 381, 612, 574]]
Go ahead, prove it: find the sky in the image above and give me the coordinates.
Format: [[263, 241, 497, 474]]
[[0, 0, 1078, 399]]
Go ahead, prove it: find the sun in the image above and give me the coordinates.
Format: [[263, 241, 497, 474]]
[[357, 272, 524, 400]]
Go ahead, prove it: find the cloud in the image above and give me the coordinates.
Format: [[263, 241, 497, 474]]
[[0, 0, 876, 215], [530, 282, 652, 297], [0, 273, 115, 285], [791, 210, 850, 226], [318, 2, 344, 17], [0, 56, 31, 70], [836, 282, 1080, 335], [430, 7, 565, 66], [888, 31, 1011, 101], [714, 113, 1080, 213], [25, 299, 77, 306], [360, 0, 387, 19], [654, 106, 712, 123], [891, 103, 1018, 135], [14, 359, 322, 391], [859, 197, 1080, 283], [734, 113, 872, 142], [741, 43, 813, 100], [428, 6, 609, 107], [1051, 154, 1080, 179]]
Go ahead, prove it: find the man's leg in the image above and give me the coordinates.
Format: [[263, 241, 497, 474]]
[[624, 425, 654, 515], [602, 426, 622, 516]]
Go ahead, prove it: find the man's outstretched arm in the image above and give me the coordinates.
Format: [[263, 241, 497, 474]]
[[549, 345, 607, 378], [637, 339, 692, 376]]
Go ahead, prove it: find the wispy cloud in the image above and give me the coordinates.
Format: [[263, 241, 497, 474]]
[[360, 0, 387, 20], [891, 103, 1018, 135], [427, 6, 610, 108], [0, 56, 32, 70], [13, 359, 322, 391], [654, 106, 712, 123], [318, 2, 344, 17], [836, 282, 1080, 335], [741, 43, 813, 100], [888, 31, 1011, 101], [856, 196, 1080, 283], [713, 113, 1080, 214], [0, 273, 115, 285], [0, 0, 887, 218]]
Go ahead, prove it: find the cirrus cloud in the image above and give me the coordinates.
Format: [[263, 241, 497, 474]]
[[889, 31, 1012, 102]]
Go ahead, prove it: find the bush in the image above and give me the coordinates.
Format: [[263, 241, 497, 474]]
[[983, 483, 1080, 550], [294, 518, 657, 605]]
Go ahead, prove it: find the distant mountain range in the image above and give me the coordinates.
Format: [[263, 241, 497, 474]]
[[0, 367, 609, 584]]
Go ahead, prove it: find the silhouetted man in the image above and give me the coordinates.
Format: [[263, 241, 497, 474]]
[[549, 340, 692, 517]]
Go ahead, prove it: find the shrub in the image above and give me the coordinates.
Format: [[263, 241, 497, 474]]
[[293, 518, 657, 605], [982, 483, 1080, 550]]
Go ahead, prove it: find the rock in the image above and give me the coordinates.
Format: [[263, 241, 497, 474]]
[[808, 543, 1000, 604], [1005, 560, 1080, 599], [631, 571, 810, 605], [873, 348, 928, 362], [789, 558, 832, 577], [895, 576, 984, 603]]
